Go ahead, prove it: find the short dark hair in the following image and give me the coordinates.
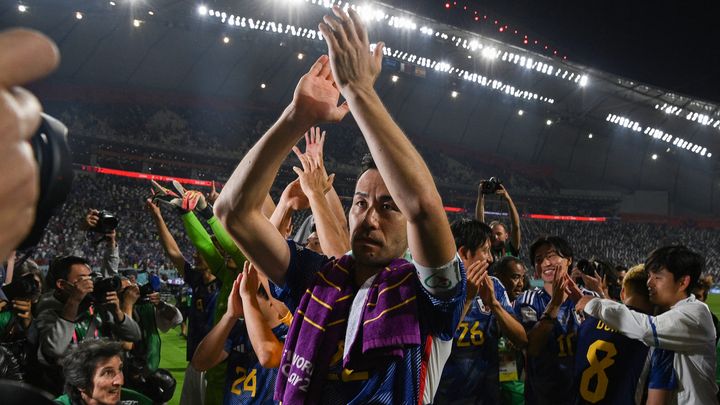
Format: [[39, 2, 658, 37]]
[[450, 218, 492, 252], [645, 245, 704, 295], [494, 256, 524, 276], [61, 339, 123, 404], [357, 153, 377, 182], [529, 235, 574, 266], [46, 256, 90, 290]]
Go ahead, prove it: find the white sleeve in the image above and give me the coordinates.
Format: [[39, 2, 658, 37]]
[[413, 254, 462, 299], [585, 298, 713, 353]]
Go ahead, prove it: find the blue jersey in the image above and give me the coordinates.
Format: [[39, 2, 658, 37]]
[[647, 348, 677, 392], [514, 287, 597, 405], [435, 277, 515, 404], [223, 321, 288, 405], [184, 261, 221, 361], [573, 315, 649, 404], [271, 241, 466, 405]]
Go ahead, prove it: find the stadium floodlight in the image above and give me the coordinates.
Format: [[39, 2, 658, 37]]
[[109, 1, 115, 5], [223, 36, 230, 43], [75, 11, 83, 19], [588, 133, 593, 139], [133, 19, 142, 27], [666, 148, 671, 153], [197, 5, 207, 15], [391, 75, 399, 83], [451, 91, 458, 98], [148, 11, 154, 16], [651, 154, 658, 160], [518, 110, 524, 116], [297, 53, 304, 60], [18, 4, 27, 12], [546, 119, 553, 126], [579, 75, 588, 87], [708, 153, 712, 158], [260, 83, 266, 89]]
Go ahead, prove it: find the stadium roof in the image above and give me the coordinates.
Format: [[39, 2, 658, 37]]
[[4, 0, 719, 216]]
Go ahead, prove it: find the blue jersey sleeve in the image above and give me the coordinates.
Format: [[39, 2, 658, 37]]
[[269, 240, 330, 313], [648, 348, 678, 390], [491, 276, 514, 314], [415, 257, 467, 340], [514, 290, 541, 330]]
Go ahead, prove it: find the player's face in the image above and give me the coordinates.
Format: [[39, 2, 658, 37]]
[[462, 239, 493, 269], [491, 224, 508, 247], [647, 268, 688, 308], [616, 270, 626, 286], [82, 355, 124, 405], [500, 262, 526, 301], [349, 169, 408, 268], [534, 244, 571, 283]]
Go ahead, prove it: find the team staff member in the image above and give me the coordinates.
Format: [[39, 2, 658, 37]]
[[576, 245, 718, 404]]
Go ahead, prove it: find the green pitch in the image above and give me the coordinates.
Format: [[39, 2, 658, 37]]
[[159, 328, 188, 405], [707, 293, 720, 318]]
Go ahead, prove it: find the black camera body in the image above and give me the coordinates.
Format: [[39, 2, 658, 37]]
[[2, 273, 40, 302], [90, 211, 119, 234], [91, 275, 122, 303], [480, 177, 503, 194], [137, 282, 158, 303], [17, 114, 74, 251]]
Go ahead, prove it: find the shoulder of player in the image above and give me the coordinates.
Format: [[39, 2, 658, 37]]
[[516, 287, 544, 306]]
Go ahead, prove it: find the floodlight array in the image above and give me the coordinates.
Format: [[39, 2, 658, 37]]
[[655, 103, 720, 132], [606, 113, 711, 157], [199, 7, 556, 104], [295, 0, 588, 86]]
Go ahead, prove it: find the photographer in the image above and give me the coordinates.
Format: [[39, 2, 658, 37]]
[[119, 277, 181, 403], [0, 256, 43, 382], [65, 209, 120, 278], [55, 339, 152, 405], [0, 28, 60, 262], [475, 179, 521, 262], [35, 256, 141, 395]]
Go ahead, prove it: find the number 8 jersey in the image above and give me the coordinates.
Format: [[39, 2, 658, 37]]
[[573, 315, 677, 405]]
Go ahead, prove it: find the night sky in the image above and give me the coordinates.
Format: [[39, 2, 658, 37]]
[[388, 0, 720, 103]]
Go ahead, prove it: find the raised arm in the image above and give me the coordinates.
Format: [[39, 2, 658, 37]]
[[580, 296, 715, 353], [475, 186, 486, 223], [292, 130, 350, 258], [146, 200, 186, 274], [191, 272, 244, 371], [499, 186, 521, 251], [269, 179, 308, 238], [319, 7, 455, 267], [214, 56, 349, 285], [239, 262, 283, 368]]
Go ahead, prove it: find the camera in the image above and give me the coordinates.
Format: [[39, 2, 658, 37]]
[[480, 177, 503, 194], [137, 282, 158, 303], [91, 275, 122, 303], [90, 211, 119, 234], [17, 114, 74, 251], [2, 273, 40, 302]]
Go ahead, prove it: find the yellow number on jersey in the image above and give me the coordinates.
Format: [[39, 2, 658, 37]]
[[556, 331, 576, 357], [230, 366, 257, 398], [456, 321, 485, 347], [579, 340, 617, 403]]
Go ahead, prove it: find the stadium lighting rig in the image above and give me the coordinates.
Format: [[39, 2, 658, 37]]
[[195, 6, 557, 105], [605, 113, 711, 157], [655, 103, 720, 133]]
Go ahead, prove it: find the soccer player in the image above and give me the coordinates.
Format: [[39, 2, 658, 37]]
[[576, 245, 718, 404], [514, 236, 597, 405], [435, 219, 527, 404], [192, 261, 291, 404], [573, 265, 677, 404], [215, 6, 465, 403]]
